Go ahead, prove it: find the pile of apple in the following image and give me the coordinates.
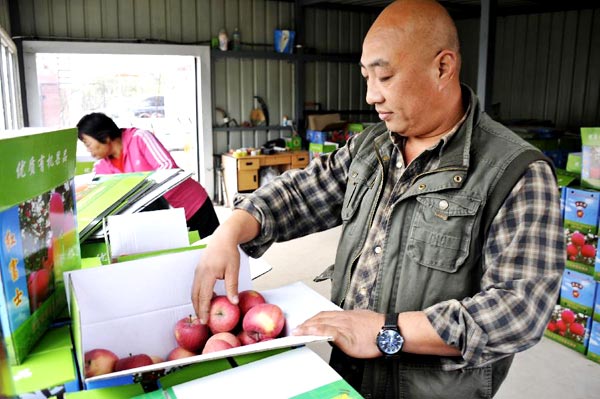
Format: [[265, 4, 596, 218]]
[[84, 289, 286, 378]]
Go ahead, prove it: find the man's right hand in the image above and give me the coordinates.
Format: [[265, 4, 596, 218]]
[[191, 209, 261, 324]]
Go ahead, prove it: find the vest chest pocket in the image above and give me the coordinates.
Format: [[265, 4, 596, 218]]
[[407, 194, 482, 273], [341, 168, 376, 222]]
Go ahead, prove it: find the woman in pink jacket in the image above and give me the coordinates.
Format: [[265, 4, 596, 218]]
[[77, 112, 219, 239]]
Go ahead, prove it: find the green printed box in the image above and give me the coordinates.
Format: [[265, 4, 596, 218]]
[[580, 127, 600, 190], [0, 128, 81, 364]]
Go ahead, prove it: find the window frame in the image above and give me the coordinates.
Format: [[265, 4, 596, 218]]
[[21, 40, 214, 198], [0, 26, 24, 131]]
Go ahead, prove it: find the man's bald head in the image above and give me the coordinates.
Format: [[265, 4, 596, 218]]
[[367, 0, 460, 67], [360, 0, 464, 139]]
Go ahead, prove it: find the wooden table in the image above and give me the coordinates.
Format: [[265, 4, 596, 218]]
[[220, 151, 309, 207]]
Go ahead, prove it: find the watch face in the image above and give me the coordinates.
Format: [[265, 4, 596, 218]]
[[377, 329, 404, 355]]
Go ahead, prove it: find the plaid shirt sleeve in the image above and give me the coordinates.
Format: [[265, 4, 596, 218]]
[[424, 160, 565, 369], [235, 141, 354, 258]]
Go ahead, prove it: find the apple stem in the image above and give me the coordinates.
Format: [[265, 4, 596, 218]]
[[189, 314, 192, 322]]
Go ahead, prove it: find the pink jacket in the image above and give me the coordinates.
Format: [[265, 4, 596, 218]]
[[93, 128, 207, 220]]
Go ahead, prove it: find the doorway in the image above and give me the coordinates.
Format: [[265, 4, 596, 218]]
[[21, 41, 214, 197]]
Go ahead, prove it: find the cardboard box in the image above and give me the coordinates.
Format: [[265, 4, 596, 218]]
[[564, 187, 600, 275], [563, 187, 600, 233], [10, 325, 80, 398], [307, 114, 344, 131], [545, 271, 597, 354], [306, 129, 329, 144], [308, 142, 339, 161], [0, 128, 81, 364], [567, 152, 583, 175], [0, 327, 15, 398], [66, 248, 340, 391], [560, 270, 597, 313], [587, 284, 600, 364], [581, 127, 600, 189], [586, 319, 600, 364], [556, 169, 579, 188], [156, 347, 362, 399]]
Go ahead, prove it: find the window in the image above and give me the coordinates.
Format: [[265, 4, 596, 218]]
[[0, 26, 24, 131], [21, 41, 214, 197]]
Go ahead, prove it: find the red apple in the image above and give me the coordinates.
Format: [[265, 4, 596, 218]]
[[571, 231, 586, 247], [202, 339, 234, 354], [150, 355, 164, 364], [569, 322, 586, 336], [581, 244, 596, 258], [237, 330, 259, 346], [242, 303, 285, 341], [84, 348, 119, 378], [174, 315, 210, 352], [208, 296, 240, 334], [28, 269, 51, 311], [209, 332, 241, 348], [238, 290, 266, 316], [561, 309, 576, 324], [114, 353, 153, 371], [167, 347, 197, 361]]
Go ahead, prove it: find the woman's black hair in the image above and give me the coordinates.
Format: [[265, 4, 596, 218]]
[[76, 112, 122, 143]]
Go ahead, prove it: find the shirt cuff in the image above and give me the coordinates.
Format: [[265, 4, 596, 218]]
[[424, 299, 489, 369], [233, 194, 277, 258]]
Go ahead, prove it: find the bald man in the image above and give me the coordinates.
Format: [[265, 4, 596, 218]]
[[192, 0, 564, 397]]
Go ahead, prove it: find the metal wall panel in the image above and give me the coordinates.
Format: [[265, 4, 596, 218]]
[[492, 8, 600, 128], [14, 0, 600, 140], [455, 18, 479, 91], [0, 0, 11, 34]]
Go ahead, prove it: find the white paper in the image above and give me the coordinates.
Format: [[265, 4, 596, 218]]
[[108, 208, 188, 258]]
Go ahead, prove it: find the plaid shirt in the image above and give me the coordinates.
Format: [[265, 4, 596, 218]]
[[236, 125, 564, 369]]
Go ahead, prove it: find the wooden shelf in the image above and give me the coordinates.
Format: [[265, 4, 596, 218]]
[[210, 48, 359, 63], [211, 49, 294, 61]]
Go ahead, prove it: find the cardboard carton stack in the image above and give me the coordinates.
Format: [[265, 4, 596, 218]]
[[544, 127, 600, 364], [305, 114, 364, 161], [306, 113, 343, 161]]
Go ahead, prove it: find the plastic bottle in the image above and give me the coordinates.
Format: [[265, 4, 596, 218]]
[[218, 28, 229, 51], [232, 28, 241, 51]]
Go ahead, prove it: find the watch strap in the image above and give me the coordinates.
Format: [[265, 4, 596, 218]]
[[384, 313, 399, 329]]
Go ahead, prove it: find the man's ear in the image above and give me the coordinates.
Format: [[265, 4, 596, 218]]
[[436, 50, 458, 88]]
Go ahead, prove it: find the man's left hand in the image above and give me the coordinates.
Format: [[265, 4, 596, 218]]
[[292, 309, 385, 359]]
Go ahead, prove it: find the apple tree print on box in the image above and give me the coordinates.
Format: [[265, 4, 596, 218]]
[[18, 181, 76, 313]]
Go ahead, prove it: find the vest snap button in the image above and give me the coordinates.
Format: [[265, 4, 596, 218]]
[[439, 200, 449, 210], [453, 175, 463, 183], [418, 183, 426, 190]]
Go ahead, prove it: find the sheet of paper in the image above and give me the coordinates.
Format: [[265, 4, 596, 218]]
[[108, 208, 188, 258]]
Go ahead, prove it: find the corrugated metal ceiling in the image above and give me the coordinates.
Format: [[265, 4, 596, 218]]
[[301, 0, 598, 18]]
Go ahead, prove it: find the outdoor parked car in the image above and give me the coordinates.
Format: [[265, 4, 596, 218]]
[[133, 96, 164, 118]]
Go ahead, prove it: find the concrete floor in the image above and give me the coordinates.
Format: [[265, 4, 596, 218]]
[[215, 206, 600, 398]]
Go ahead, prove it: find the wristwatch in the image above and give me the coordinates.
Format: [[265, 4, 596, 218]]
[[376, 313, 404, 357]]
